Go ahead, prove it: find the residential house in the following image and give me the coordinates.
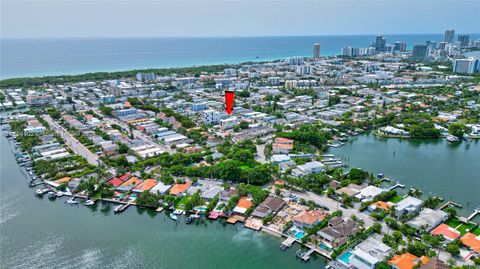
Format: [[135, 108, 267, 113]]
[[316, 217, 360, 248], [232, 197, 252, 215], [430, 224, 460, 241], [407, 208, 447, 231], [419, 257, 450, 269], [292, 161, 325, 177], [293, 209, 328, 229], [460, 233, 480, 254], [388, 253, 429, 269], [251, 196, 286, 218], [395, 196, 423, 216], [169, 181, 192, 196], [349, 237, 393, 269]]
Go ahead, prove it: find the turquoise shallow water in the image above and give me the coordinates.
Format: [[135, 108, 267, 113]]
[[330, 134, 480, 218], [2, 34, 479, 79]]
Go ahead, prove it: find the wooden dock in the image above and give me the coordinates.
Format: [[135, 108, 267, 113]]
[[281, 237, 296, 249], [439, 201, 463, 210], [296, 248, 315, 262], [467, 207, 480, 221], [388, 183, 405, 190]]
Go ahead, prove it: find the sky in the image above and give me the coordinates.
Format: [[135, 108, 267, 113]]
[[1, 0, 480, 38]]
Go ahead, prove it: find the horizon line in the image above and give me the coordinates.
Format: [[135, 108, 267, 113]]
[[2, 32, 480, 40]]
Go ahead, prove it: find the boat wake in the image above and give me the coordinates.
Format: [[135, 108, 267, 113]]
[[0, 188, 24, 225]]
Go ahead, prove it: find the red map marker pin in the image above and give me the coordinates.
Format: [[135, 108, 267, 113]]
[[225, 91, 234, 115]]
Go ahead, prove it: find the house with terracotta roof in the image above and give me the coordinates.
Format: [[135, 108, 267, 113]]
[[293, 209, 329, 229], [118, 173, 131, 181], [169, 181, 192, 196], [107, 177, 124, 188], [460, 233, 480, 254], [272, 143, 293, 154], [55, 176, 72, 184], [233, 197, 252, 215], [388, 253, 429, 269], [133, 179, 158, 193], [272, 137, 294, 154], [368, 201, 393, 211], [430, 224, 460, 241], [117, 177, 143, 192]]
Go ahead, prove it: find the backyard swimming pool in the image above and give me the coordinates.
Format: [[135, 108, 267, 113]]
[[338, 251, 352, 265]]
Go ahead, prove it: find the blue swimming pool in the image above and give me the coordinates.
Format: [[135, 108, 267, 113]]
[[319, 243, 332, 252], [338, 251, 352, 265], [295, 231, 305, 239]]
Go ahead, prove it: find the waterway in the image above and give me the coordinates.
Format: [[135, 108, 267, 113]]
[[0, 131, 326, 268], [330, 134, 480, 218]]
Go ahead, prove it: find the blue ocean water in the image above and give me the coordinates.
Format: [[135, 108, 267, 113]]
[[1, 34, 479, 79]]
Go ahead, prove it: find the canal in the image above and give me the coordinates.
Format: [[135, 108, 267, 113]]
[[0, 130, 327, 269], [330, 133, 480, 217]]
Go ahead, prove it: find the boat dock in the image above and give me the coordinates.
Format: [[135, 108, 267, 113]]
[[280, 237, 296, 250], [296, 248, 315, 262], [114, 203, 131, 213], [388, 183, 405, 190], [439, 201, 463, 210], [467, 207, 480, 221]]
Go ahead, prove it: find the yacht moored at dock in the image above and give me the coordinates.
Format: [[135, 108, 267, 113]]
[[169, 213, 178, 221]]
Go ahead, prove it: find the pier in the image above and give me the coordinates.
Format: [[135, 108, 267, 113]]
[[280, 237, 296, 250], [296, 248, 315, 262], [387, 183, 405, 190], [439, 201, 463, 210], [467, 207, 480, 221]]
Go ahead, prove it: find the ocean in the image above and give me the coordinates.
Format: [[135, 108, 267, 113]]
[[2, 34, 478, 79]]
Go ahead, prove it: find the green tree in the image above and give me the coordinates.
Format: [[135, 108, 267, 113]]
[[448, 123, 465, 138]]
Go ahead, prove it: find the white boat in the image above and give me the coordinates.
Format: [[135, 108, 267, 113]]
[[47, 191, 56, 199], [35, 188, 49, 195], [66, 198, 79, 205], [113, 204, 123, 213], [169, 213, 178, 221], [446, 135, 460, 142], [84, 199, 95, 206], [173, 209, 184, 215]]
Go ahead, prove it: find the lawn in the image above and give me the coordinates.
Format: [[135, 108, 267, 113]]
[[470, 226, 480, 236], [175, 196, 190, 209], [388, 195, 404, 203], [445, 217, 478, 235], [456, 223, 477, 235], [445, 217, 461, 228]]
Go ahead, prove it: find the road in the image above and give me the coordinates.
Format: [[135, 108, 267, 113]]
[[44, 115, 101, 166], [255, 144, 267, 164]]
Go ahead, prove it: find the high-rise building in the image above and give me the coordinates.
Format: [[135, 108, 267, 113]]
[[296, 65, 311, 75], [444, 29, 455, 43], [453, 58, 479, 74], [375, 35, 387, 52], [426, 41, 437, 49], [394, 41, 407, 52], [313, 43, 321, 59], [438, 42, 448, 50], [286, 56, 303, 65], [411, 44, 429, 60], [385, 44, 394, 54], [458, 35, 470, 48], [136, 73, 156, 82], [341, 47, 360, 57]]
